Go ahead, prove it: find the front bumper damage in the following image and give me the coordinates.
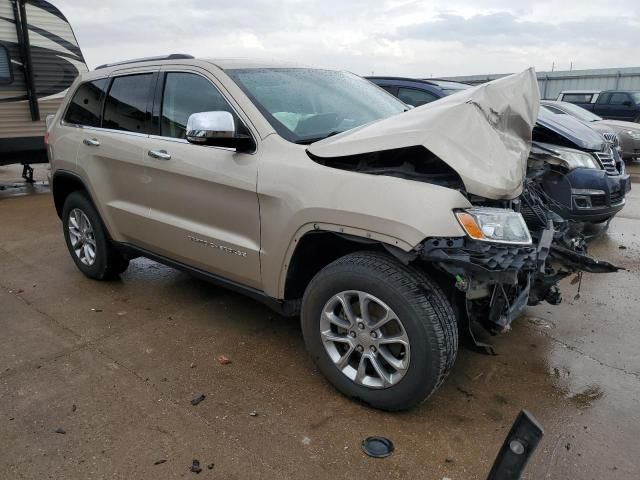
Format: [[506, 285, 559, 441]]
[[419, 233, 550, 333], [419, 199, 620, 336]]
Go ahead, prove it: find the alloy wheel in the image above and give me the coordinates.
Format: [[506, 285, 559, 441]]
[[68, 208, 97, 266], [320, 290, 410, 389]]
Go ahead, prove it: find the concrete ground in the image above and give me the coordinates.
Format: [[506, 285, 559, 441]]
[[1, 163, 639, 479]]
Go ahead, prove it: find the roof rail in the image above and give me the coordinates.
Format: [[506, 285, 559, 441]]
[[95, 54, 194, 70]]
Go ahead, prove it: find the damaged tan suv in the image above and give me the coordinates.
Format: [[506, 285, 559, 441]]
[[48, 56, 608, 410]]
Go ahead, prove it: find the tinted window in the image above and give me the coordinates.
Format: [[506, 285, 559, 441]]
[[542, 105, 566, 115], [379, 85, 397, 95], [161, 72, 237, 139], [103, 74, 154, 133], [0, 44, 11, 84], [397, 87, 438, 107], [609, 92, 631, 105], [562, 93, 593, 103], [64, 79, 108, 127]]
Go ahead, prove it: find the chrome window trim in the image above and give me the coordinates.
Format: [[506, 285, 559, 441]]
[[59, 121, 150, 139]]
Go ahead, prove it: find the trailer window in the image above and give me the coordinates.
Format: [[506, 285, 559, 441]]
[[64, 79, 109, 127], [0, 45, 12, 84]]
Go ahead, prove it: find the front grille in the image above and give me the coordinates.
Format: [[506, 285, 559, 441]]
[[594, 151, 619, 175], [591, 195, 606, 207], [602, 132, 620, 147]]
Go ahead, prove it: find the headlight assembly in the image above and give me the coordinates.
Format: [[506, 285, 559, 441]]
[[531, 142, 599, 169], [455, 207, 532, 245]]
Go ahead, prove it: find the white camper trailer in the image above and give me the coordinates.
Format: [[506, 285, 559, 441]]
[[0, 0, 87, 181]]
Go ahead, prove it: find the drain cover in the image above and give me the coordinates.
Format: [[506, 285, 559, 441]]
[[362, 436, 394, 458]]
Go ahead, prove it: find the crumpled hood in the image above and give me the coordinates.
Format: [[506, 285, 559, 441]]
[[536, 108, 604, 151], [307, 68, 540, 199]]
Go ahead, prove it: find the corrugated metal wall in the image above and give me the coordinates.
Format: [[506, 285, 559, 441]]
[[445, 67, 640, 100]]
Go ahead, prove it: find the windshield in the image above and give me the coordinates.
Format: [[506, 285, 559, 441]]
[[632, 92, 640, 104], [551, 102, 603, 122], [226, 68, 407, 144]]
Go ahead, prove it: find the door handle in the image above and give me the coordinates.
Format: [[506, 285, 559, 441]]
[[148, 149, 171, 160], [83, 138, 100, 147]]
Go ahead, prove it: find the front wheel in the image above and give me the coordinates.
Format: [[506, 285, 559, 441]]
[[301, 251, 458, 411]]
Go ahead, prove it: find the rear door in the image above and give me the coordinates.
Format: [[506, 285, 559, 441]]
[[141, 67, 262, 289], [75, 69, 159, 246]]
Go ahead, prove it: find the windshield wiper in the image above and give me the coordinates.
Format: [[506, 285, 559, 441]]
[[295, 130, 343, 145]]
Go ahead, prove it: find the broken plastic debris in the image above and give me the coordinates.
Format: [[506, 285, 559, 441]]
[[91, 308, 103, 312], [191, 394, 206, 406], [54, 427, 66, 434], [362, 436, 394, 458], [190, 459, 202, 473], [154, 459, 167, 465], [217, 355, 232, 365], [190, 362, 196, 368], [207, 463, 214, 470], [72, 404, 77, 412], [249, 411, 258, 417], [117, 311, 127, 316]]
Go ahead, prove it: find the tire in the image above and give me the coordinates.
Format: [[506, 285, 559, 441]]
[[301, 251, 458, 411], [62, 191, 129, 280]]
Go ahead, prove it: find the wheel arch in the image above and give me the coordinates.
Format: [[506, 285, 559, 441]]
[[280, 224, 417, 300], [52, 170, 92, 219]]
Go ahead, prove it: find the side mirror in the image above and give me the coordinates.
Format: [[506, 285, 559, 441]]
[[186, 111, 255, 152], [622, 100, 633, 107]]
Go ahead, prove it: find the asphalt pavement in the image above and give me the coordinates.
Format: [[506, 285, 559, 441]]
[[1, 163, 639, 479]]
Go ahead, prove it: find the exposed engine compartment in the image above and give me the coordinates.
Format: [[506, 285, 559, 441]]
[[308, 145, 465, 190]]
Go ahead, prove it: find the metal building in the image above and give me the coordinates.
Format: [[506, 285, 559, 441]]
[[445, 66, 640, 100]]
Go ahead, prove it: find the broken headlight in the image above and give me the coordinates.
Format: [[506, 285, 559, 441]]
[[532, 142, 599, 169], [455, 207, 532, 245]]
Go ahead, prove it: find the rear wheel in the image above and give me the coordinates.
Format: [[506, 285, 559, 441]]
[[301, 251, 458, 411], [62, 191, 129, 279]]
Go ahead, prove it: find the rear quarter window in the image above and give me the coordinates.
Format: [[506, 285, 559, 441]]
[[561, 93, 593, 103], [64, 79, 109, 127]]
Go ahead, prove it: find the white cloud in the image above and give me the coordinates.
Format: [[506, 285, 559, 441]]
[[51, 0, 640, 76]]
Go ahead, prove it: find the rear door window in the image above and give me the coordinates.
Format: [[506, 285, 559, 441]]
[[160, 72, 241, 139], [0, 44, 12, 84], [103, 73, 154, 133], [64, 79, 108, 127], [397, 87, 438, 107]]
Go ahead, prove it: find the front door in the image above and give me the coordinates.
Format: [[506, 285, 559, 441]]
[[142, 70, 262, 289]]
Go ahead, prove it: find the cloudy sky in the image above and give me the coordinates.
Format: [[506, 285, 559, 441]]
[[53, 0, 640, 77]]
